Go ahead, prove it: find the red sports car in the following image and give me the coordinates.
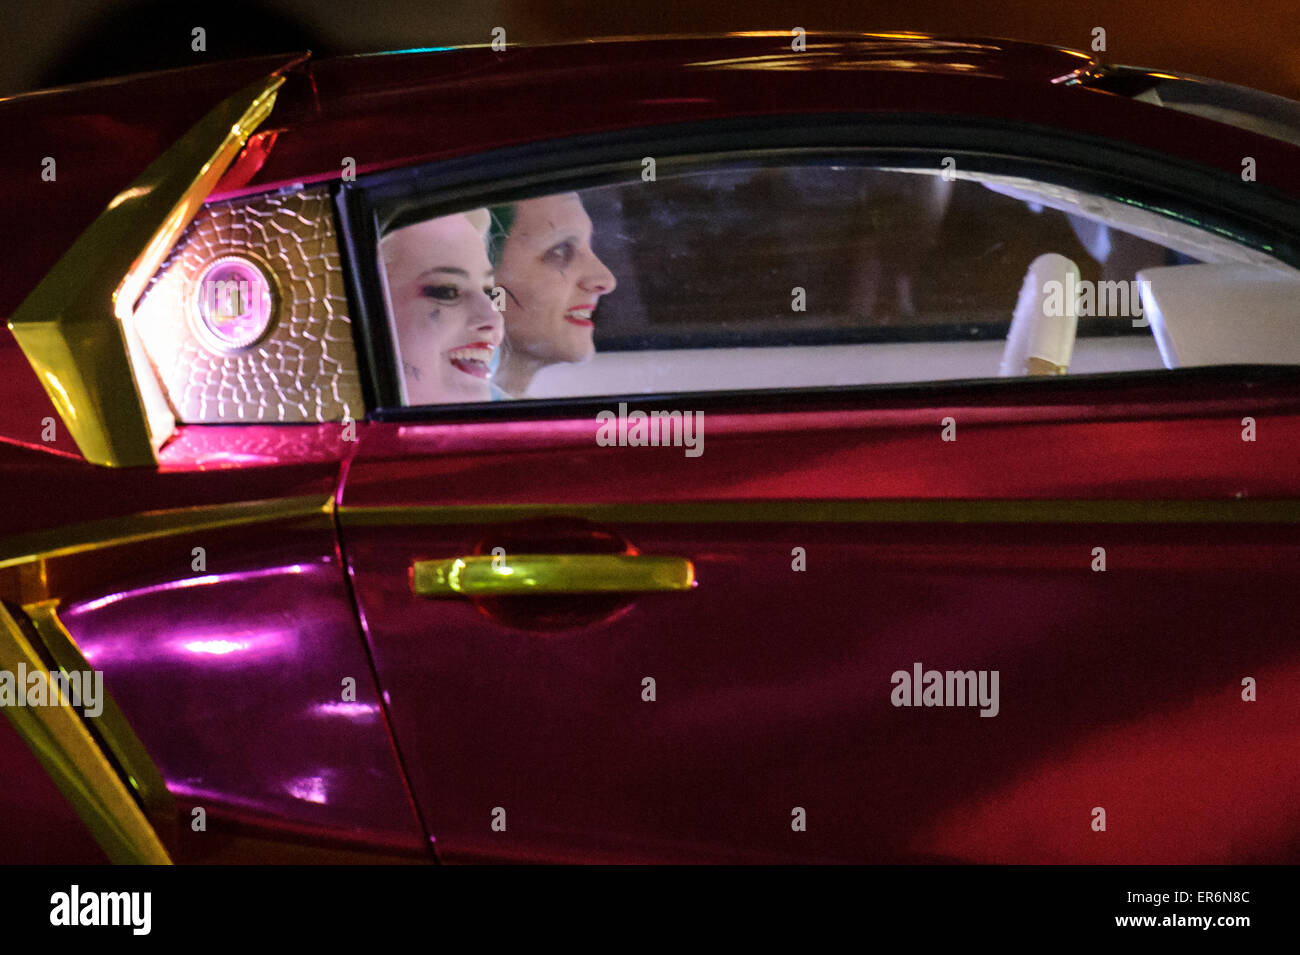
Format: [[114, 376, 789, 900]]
[[2, 32, 1299, 864]]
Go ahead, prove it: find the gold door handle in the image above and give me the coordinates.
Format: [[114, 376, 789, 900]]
[[412, 554, 695, 597]]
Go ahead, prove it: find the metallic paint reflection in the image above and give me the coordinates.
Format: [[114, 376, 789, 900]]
[[57, 527, 427, 856]]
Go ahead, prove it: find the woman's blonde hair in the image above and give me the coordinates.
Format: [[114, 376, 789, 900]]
[[462, 207, 490, 235]]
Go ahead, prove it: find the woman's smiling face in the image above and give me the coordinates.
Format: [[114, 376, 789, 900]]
[[496, 193, 616, 365], [381, 211, 502, 404]]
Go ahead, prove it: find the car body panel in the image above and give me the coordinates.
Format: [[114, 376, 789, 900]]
[[339, 375, 1300, 862], [55, 520, 426, 858], [0, 436, 428, 861]]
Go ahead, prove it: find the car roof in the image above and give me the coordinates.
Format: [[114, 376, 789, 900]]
[[3, 34, 1299, 317], [1065, 64, 1300, 146]]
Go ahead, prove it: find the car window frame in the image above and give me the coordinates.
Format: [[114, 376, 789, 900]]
[[333, 113, 1300, 420]]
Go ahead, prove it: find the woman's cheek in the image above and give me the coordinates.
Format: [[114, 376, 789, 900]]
[[401, 304, 443, 364]]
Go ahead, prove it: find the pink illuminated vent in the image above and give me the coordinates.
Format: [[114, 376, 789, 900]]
[[193, 255, 275, 351]]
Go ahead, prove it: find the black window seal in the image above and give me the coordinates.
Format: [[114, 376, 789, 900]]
[[365, 364, 1300, 425]]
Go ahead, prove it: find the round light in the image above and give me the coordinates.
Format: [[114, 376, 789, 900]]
[[193, 256, 276, 351]]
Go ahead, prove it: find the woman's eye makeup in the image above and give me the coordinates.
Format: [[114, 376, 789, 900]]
[[420, 284, 460, 302]]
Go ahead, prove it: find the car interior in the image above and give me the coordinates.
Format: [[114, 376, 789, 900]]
[[423, 165, 1299, 401]]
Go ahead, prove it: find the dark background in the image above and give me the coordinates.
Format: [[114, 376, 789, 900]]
[[2, 0, 1298, 100]]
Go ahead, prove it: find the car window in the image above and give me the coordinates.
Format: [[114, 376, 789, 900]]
[[367, 160, 1300, 407]]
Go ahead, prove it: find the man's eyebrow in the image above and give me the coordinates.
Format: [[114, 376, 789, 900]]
[[416, 266, 470, 279]]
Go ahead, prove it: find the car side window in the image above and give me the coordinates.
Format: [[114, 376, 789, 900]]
[[366, 161, 1300, 406]]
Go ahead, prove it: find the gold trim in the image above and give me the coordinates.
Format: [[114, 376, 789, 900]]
[[341, 499, 1300, 526], [0, 495, 332, 570], [22, 600, 174, 817], [413, 554, 695, 596], [0, 603, 171, 864], [6, 74, 285, 468]]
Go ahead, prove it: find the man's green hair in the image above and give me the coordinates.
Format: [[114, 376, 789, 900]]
[[486, 203, 516, 266]]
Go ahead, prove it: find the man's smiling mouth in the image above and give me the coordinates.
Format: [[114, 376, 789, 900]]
[[565, 304, 596, 327]]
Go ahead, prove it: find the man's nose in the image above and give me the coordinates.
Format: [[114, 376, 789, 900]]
[[580, 253, 616, 294]]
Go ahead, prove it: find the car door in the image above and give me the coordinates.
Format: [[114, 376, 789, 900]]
[[337, 134, 1300, 863]]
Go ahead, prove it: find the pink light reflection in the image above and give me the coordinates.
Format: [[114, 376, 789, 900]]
[[285, 773, 331, 805], [182, 639, 251, 656], [167, 627, 297, 661], [309, 701, 382, 721], [73, 562, 315, 614]]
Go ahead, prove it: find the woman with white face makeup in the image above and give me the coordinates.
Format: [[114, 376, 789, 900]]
[[489, 193, 617, 398], [380, 208, 503, 405]]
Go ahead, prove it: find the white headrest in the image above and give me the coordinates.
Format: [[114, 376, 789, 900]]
[[1000, 253, 1080, 376], [1136, 264, 1300, 367]]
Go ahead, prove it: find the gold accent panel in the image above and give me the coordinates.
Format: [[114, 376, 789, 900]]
[[6, 74, 285, 468], [12, 559, 50, 605], [23, 600, 174, 817], [413, 554, 696, 597], [342, 499, 1300, 527], [0, 495, 332, 570], [0, 603, 171, 864]]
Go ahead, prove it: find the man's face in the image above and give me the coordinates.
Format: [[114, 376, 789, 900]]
[[496, 193, 617, 364]]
